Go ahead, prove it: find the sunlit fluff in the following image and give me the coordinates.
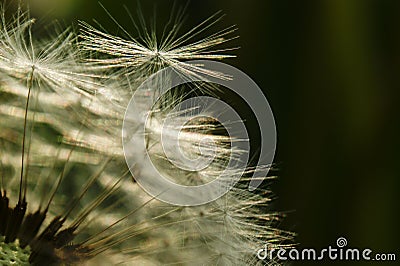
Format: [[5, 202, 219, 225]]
[[78, 6, 293, 265], [0, 8, 99, 97], [80, 7, 237, 81], [0, 5, 293, 266]]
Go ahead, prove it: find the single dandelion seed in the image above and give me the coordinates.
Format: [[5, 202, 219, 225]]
[[0, 5, 100, 98], [79, 3, 238, 83]]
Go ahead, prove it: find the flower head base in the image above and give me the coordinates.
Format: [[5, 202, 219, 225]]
[[0, 236, 30, 265]]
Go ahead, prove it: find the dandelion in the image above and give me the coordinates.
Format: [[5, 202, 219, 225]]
[[79, 4, 293, 264], [0, 4, 292, 266]]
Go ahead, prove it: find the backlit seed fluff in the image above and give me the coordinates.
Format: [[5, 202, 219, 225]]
[[0, 5, 293, 266], [0, 7, 100, 98]]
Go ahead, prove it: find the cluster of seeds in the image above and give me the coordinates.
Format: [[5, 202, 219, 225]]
[[0, 4, 292, 265]]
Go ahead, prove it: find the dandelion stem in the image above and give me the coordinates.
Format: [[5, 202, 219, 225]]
[[19, 65, 34, 203]]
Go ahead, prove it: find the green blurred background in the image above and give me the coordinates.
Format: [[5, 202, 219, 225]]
[[7, 0, 399, 265]]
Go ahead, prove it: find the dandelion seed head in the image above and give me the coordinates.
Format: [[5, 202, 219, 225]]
[[0, 3, 292, 265]]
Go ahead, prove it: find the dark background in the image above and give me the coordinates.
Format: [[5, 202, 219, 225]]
[[10, 0, 400, 265]]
